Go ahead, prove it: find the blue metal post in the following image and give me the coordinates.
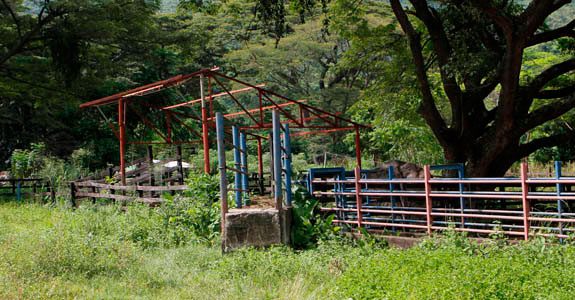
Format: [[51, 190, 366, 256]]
[[215, 113, 229, 231], [362, 170, 371, 206], [338, 169, 347, 208], [17, 183, 21, 202], [240, 132, 249, 206], [232, 125, 242, 208], [272, 110, 283, 209], [307, 169, 314, 198], [283, 123, 292, 207], [458, 163, 465, 228], [556, 161, 563, 240]]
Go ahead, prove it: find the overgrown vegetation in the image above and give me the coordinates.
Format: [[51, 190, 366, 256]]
[[2, 198, 575, 299]]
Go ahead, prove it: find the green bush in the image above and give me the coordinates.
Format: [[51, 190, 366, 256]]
[[291, 187, 341, 249], [10, 143, 46, 178], [116, 172, 221, 249]]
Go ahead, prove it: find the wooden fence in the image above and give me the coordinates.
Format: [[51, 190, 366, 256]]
[[0, 179, 58, 201], [71, 181, 189, 207]]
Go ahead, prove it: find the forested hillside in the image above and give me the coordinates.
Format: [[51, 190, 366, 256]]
[[1, 0, 574, 176]]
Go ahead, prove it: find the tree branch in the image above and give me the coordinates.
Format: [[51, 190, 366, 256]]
[[514, 129, 575, 160], [390, 0, 449, 145], [465, 1, 514, 38], [527, 19, 575, 47], [528, 58, 575, 92], [0, 69, 81, 98], [519, 0, 571, 41], [522, 92, 575, 134], [409, 0, 464, 131], [1, 0, 22, 39], [536, 86, 575, 99], [0, 8, 61, 67]]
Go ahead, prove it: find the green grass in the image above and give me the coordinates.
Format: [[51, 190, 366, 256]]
[[2, 197, 575, 299]]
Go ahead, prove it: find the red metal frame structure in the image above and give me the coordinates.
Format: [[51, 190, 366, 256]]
[[80, 68, 367, 183]]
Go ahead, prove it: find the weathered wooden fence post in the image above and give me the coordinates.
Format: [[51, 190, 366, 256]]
[[70, 182, 77, 208], [137, 183, 144, 198], [177, 145, 184, 185], [147, 145, 155, 197], [49, 181, 56, 203], [91, 186, 97, 204]]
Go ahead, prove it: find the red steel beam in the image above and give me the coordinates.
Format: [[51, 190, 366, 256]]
[[126, 103, 169, 143], [118, 98, 126, 185], [424, 165, 432, 235], [289, 127, 356, 137], [208, 70, 367, 128], [127, 140, 208, 145], [354, 167, 363, 227], [161, 85, 264, 110], [211, 75, 261, 126], [169, 110, 202, 121], [200, 74, 211, 174], [521, 162, 530, 241], [239, 124, 350, 130], [105, 121, 120, 139], [208, 100, 306, 120], [131, 101, 202, 121], [123, 84, 165, 98], [355, 125, 362, 168], [303, 106, 338, 127], [171, 114, 203, 139], [166, 111, 172, 143], [80, 68, 217, 108], [262, 93, 303, 127]]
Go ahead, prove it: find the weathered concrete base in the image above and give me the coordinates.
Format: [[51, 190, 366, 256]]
[[350, 231, 523, 249], [350, 232, 423, 248], [223, 207, 292, 251]]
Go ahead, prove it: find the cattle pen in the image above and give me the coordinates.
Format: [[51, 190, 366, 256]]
[[308, 161, 575, 241]]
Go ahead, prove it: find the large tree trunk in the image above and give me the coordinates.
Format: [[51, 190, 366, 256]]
[[389, 0, 575, 178]]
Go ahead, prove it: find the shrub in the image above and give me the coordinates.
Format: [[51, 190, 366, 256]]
[[291, 187, 341, 249]]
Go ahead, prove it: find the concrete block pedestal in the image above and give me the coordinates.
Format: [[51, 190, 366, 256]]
[[223, 207, 292, 251]]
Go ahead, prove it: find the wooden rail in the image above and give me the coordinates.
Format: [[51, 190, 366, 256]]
[[71, 181, 189, 207], [0, 179, 49, 195]]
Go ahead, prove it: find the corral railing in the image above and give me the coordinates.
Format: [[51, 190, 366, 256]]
[[0, 178, 58, 202], [71, 181, 189, 207], [311, 162, 575, 240], [77, 154, 186, 186], [0, 178, 46, 194]]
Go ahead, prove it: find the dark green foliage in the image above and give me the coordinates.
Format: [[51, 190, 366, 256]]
[[290, 187, 340, 248], [122, 172, 221, 248]]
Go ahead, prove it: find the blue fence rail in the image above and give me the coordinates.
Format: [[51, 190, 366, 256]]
[[308, 162, 575, 240]]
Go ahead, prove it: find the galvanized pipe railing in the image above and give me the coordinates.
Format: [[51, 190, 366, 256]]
[[313, 162, 575, 240]]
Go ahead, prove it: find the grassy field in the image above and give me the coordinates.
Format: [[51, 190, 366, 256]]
[[2, 196, 575, 299]]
